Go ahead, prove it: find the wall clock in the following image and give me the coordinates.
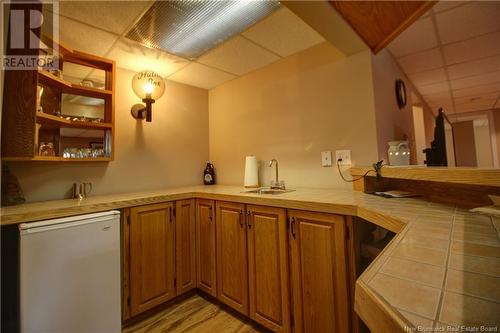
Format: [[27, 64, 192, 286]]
[[395, 79, 407, 109]]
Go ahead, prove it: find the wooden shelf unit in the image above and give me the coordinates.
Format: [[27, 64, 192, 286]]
[[1, 156, 113, 163], [38, 70, 113, 99], [1, 39, 116, 162], [36, 112, 113, 130]]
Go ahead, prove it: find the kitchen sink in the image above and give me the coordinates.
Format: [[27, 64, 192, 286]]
[[243, 188, 295, 195]]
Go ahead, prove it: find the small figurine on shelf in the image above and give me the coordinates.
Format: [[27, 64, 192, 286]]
[[46, 142, 55, 156], [38, 142, 47, 156], [39, 142, 55, 156]]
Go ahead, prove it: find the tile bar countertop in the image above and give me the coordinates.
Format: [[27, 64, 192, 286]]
[[2, 185, 499, 332], [350, 166, 500, 186]]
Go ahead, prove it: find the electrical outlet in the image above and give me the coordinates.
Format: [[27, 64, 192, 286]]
[[321, 151, 332, 167], [335, 150, 352, 166]]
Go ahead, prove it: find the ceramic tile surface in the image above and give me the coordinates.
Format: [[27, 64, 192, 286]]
[[439, 292, 500, 327], [369, 273, 441, 319], [2, 185, 500, 332]]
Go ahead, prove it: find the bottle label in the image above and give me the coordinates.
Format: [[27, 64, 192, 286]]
[[204, 174, 213, 182]]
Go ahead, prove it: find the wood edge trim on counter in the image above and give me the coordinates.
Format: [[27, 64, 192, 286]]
[[0, 192, 358, 226], [355, 280, 411, 333], [356, 206, 405, 234], [0, 193, 198, 225], [350, 166, 500, 187]]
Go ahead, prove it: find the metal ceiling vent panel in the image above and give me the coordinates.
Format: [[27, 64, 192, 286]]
[[126, 0, 281, 60]]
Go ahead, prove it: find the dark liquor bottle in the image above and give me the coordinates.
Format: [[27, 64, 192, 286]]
[[203, 161, 216, 185]]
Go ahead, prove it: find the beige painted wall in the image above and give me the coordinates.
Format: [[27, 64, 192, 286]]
[[453, 120, 477, 167], [208, 42, 379, 189], [370, 49, 417, 163], [412, 106, 426, 165], [7, 67, 209, 202], [423, 106, 436, 148], [474, 120, 494, 168]]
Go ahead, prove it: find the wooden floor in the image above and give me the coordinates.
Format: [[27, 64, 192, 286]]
[[123, 295, 265, 333]]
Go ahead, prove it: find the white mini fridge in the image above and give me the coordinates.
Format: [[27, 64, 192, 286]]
[[19, 211, 121, 333]]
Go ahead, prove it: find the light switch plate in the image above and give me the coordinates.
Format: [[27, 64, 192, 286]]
[[321, 151, 332, 167], [335, 150, 351, 166]]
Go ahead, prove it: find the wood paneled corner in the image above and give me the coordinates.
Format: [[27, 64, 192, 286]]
[[330, 1, 436, 53]]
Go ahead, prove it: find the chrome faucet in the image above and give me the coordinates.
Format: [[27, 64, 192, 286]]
[[268, 159, 285, 190]]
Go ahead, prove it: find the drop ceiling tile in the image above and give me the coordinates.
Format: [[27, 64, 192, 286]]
[[423, 90, 453, 103], [388, 17, 438, 58], [428, 98, 454, 108], [409, 68, 447, 87], [241, 7, 324, 58], [450, 70, 500, 90], [107, 38, 189, 78], [454, 98, 497, 113], [428, 102, 454, 113], [59, 16, 118, 57], [398, 48, 443, 74], [58, 1, 152, 35], [447, 55, 500, 80], [427, 95, 453, 105], [168, 63, 236, 90], [443, 31, 500, 65], [432, 1, 467, 13], [436, 2, 500, 44], [454, 92, 499, 105], [418, 81, 450, 95], [452, 82, 500, 98], [197, 36, 280, 76]]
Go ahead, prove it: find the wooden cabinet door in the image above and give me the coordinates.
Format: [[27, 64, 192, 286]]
[[175, 199, 196, 295], [247, 205, 290, 332], [288, 210, 349, 333], [196, 199, 217, 296], [129, 202, 176, 316], [216, 201, 249, 315]]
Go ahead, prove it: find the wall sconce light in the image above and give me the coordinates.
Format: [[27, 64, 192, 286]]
[[131, 70, 165, 122]]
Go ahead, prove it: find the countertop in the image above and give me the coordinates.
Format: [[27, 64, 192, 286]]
[[2, 185, 499, 332], [350, 165, 500, 186]]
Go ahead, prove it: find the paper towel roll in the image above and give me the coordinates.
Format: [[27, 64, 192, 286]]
[[244, 156, 259, 188]]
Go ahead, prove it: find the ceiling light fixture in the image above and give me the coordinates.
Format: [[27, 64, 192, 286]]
[[126, 0, 280, 60], [131, 71, 165, 122]]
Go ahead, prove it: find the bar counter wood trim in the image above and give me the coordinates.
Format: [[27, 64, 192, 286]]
[[350, 166, 500, 187]]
